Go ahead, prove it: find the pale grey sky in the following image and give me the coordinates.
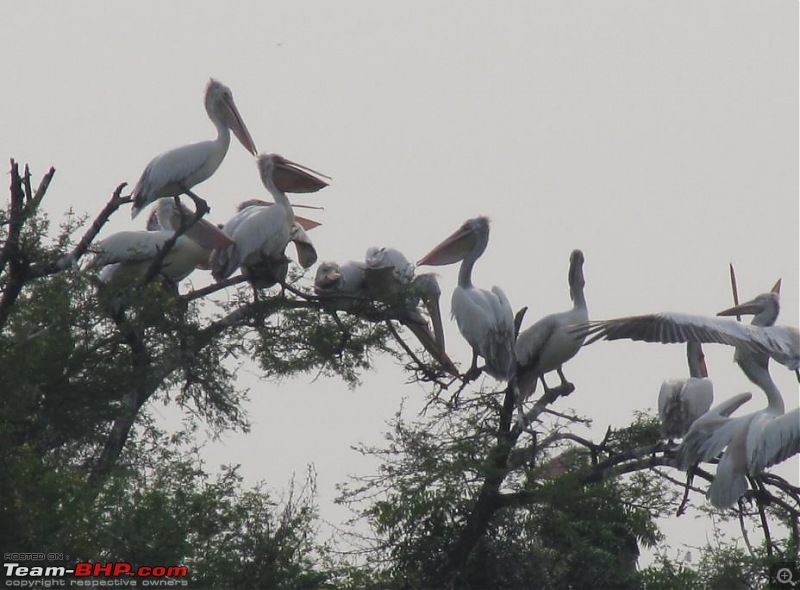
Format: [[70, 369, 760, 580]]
[[2, 1, 797, 565]]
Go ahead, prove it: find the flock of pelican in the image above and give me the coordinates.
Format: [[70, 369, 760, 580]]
[[89, 79, 799, 510]]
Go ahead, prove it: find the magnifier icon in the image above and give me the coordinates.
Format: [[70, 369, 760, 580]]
[[777, 568, 798, 587]]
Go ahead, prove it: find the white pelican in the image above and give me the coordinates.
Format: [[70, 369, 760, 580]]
[[314, 261, 368, 304], [574, 282, 799, 374], [210, 154, 327, 285], [677, 370, 799, 508], [515, 249, 588, 399], [130, 79, 257, 218], [363, 246, 415, 300], [315, 256, 457, 374], [363, 246, 456, 374], [418, 216, 515, 381], [658, 342, 714, 440], [93, 197, 233, 285], [671, 283, 799, 507], [90, 230, 209, 285]]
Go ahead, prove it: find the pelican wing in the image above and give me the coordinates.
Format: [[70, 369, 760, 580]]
[[676, 392, 753, 469], [453, 286, 514, 380], [659, 377, 714, 439], [747, 408, 800, 473], [131, 140, 218, 216], [575, 313, 799, 370], [91, 230, 174, 267]]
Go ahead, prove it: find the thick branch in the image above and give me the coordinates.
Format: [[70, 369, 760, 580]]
[[0, 161, 34, 327], [34, 182, 130, 276]]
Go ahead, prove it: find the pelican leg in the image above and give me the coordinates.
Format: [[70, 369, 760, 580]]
[[552, 367, 576, 397], [179, 185, 211, 218], [463, 349, 482, 382]]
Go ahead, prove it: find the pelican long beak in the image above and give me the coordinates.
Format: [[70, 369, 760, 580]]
[[418, 225, 475, 266], [185, 218, 235, 250], [294, 215, 322, 231], [291, 225, 318, 269], [161, 199, 235, 249], [717, 298, 762, 317], [425, 293, 446, 351], [224, 95, 257, 156], [271, 155, 330, 193], [567, 250, 585, 302]]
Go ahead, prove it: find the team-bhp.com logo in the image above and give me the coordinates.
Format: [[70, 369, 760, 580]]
[[4, 558, 188, 587]]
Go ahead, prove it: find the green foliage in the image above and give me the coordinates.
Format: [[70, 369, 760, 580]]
[[72, 424, 329, 589]]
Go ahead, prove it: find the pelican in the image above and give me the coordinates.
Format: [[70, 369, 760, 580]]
[[210, 154, 327, 285], [658, 342, 714, 440], [363, 246, 415, 301], [362, 246, 456, 374], [314, 260, 368, 305], [515, 249, 588, 399], [573, 281, 799, 374], [669, 282, 799, 507], [418, 216, 515, 381], [90, 229, 209, 285], [677, 374, 799, 508], [130, 79, 257, 218], [93, 197, 232, 285]]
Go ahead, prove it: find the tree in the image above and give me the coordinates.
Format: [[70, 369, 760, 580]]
[[2, 160, 797, 588]]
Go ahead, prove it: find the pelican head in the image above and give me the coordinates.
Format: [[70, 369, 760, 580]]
[[418, 216, 490, 266], [257, 153, 330, 194], [205, 79, 257, 156], [568, 249, 585, 301], [314, 261, 343, 291], [717, 281, 781, 326], [235, 198, 270, 212]]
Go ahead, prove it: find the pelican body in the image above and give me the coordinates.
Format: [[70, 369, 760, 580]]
[[418, 216, 515, 381], [658, 342, 714, 439], [515, 249, 588, 398], [210, 154, 327, 286], [131, 79, 257, 218], [91, 230, 209, 285]]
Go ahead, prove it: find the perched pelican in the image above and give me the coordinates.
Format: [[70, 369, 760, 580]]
[[658, 342, 714, 440], [314, 261, 368, 305], [93, 197, 233, 285], [90, 230, 209, 285], [363, 246, 415, 300], [363, 246, 455, 374], [677, 374, 799, 508], [418, 216, 515, 381], [515, 249, 588, 399], [210, 154, 327, 285], [573, 282, 799, 374], [130, 79, 257, 218], [315, 255, 457, 374]]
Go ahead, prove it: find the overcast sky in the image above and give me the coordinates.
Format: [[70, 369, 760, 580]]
[[2, 1, 797, 565]]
